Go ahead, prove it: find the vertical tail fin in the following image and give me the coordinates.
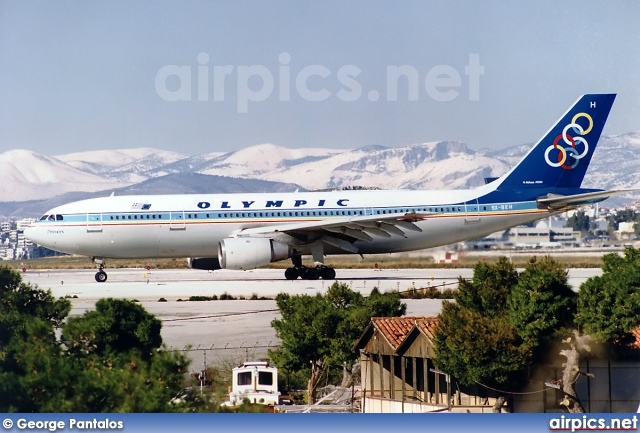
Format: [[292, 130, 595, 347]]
[[497, 94, 616, 190]]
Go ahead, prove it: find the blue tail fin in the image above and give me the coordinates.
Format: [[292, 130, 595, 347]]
[[497, 94, 616, 190]]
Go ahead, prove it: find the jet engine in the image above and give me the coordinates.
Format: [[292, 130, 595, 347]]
[[218, 237, 291, 270], [187, 257, 222, 271]]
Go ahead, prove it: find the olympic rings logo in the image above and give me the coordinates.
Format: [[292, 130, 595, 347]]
[[544, 112, 593, 170]]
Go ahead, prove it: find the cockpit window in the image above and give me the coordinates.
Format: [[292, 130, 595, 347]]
[[56, 215, 63, 221], [40, 215, 49, 221], [48, 215, 55, 221]]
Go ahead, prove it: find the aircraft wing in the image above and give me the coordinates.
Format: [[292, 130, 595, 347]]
[[234, 211, 431, 253], [537, 189, 636, 210]]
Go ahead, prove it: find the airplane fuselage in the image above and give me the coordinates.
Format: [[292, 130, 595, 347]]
[[26, 188, 555, 259]]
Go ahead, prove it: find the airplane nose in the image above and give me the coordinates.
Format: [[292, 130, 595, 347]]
[[24, 225, 34, 240], [24, 225, 41, 245]]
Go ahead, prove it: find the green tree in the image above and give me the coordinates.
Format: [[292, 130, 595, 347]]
[[435, 302, 531, 389], [434, 257, 531, 396], [0, 265, 190, 413], [269, 282, 405, 403], [575, 248, 640, 346], [58, 298, 189, 412], [508, 256, 576, 349], [566, 210, 591, 233], [455, 257, 518, 316], [0, 265, 71, 345], [607, 208, 639, 231], [0, 265, 71, 412], [62, 298, 163, 359]]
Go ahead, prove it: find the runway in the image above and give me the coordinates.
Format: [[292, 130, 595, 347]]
[[21, 267, 602, 372]]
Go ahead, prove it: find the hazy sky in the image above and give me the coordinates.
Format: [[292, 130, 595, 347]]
[[1, 1, 640, 156]]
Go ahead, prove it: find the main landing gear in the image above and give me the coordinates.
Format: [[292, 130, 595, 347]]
[[93, 258, 108, 283], [284, 265, 336, 280], [284, 254, 336, 280]]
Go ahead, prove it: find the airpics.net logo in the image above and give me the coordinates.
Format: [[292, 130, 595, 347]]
[[155, 52, 484, 113]]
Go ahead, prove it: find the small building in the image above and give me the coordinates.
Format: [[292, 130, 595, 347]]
[[615, 222, 636, 241], [508, 226, 581, 247], [224, 361, 280, 406], [355, 316, 503, 413], [432, 251, 458, 264]]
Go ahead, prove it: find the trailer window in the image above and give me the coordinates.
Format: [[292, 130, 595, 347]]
[[258, 371, 273, 386], [237, 372, 251, 386]]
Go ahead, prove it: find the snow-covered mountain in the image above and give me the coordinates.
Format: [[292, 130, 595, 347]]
[[0, 150, 128, 201], [1, 132, 639, 205], [56, 148, 188, 183]]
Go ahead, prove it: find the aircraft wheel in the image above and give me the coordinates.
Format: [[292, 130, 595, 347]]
[[284, 267, 299, 280], [95, 271, 108, 283], [303, 267, 319, 280], [319, 267, 336, 280]]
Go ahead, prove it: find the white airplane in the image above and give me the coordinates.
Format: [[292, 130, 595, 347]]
[[25, 94, 630, 282]]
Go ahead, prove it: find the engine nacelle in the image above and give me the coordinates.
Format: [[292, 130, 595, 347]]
[[187, 257, 221, 271], [218, 237, 291, 270]]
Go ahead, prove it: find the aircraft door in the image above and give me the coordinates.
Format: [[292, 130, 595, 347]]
[[170, 210, 186, 230], [87, 213, 103, 232], [464, 200, 481, 224]]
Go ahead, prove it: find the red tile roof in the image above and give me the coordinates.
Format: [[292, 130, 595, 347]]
[[371, 316, 438, 350]]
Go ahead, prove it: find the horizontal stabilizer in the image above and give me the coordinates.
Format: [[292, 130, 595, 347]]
[[537, 189, 636, 210]]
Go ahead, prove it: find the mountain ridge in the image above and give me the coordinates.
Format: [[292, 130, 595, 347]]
[[2, 132, 639, 216]]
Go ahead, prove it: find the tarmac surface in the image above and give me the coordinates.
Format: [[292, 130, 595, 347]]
[[22, 267, 602, 371]]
